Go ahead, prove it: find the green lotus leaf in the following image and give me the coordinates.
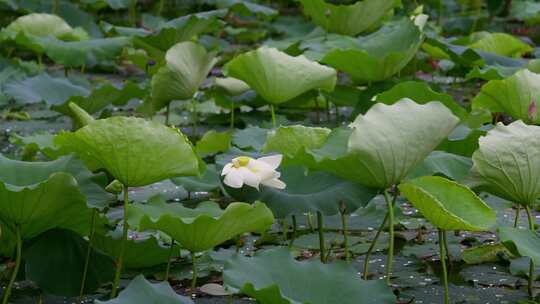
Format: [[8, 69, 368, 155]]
[[472, 69, 540, 124], [224, 47, 337, 104], [499, 227, 540, 265], [223, 165, 377, 218], [375, 81, 467, 120], [263, 125, 331, 157], [320, 18, 423, 83], [223, 247, 396, 304], [214, 77, 250, 96], [407, 151, 473, 182], [171, 164, 221, 193], [2, 13, 88, 41], [128, 200, 274, 253], [95, 275, 194, 304], [471, 120, 540, 205], [298, 0, 398, 36], [4, 73, 90, 105], [511, 0, 540, 25], [9, 132, 61, 159], [0, 171, 92, 239], [55, 116, 201, 187], [399, 176, 496, 231], [467, 32, 532, 58], [24, 229, 115, 296], [151, 41, 218, 111], [348, 99, 459, 188], [195, 130, 232, 157], [0, 153, 112, 209], [92, 229, 180, 269]]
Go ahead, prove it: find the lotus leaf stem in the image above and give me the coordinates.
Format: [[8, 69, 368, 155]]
[[164, 239, 175, 282], [340, 210, 350, 262], [165, 103, 170, 126], [525, 205, 535, 297], [111, 184, 130, 298], [2, 225, 21, 304], [129, 0, 137, 26], [80, 209, 98, 298], [191, 252, 198, 289], [317, 211, 326, 263], [362, 213, 388, 280], [443, 230, 452, 269], [438, 229, 449, 304], [270, 105, 277, 128], [289, 215, 297, 248], [514, 204, 521, 228], [384, 189, 397, 285], [307, 212, 314, 232], [158, 0, 165, 15], [230, 103, 235, 129]]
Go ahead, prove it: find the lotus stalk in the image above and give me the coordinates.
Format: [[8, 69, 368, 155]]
[[525, 205, 535, 296], [191, 252, 198, 289], [317, 211, 326, 263], [438, 229, 449, 304], [289, 215, 297, 248], [79, 209, 98, 299], [363, 213, 388, 280], [2, 225, 22, 304], [111, 184, 130, 298], [383, 189, 397, 284], [164, 239, 176, 282]]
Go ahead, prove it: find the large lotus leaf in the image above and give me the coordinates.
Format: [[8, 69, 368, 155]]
[[472, 69, 540, 124], [0, 154, 112, 209], [347, 99, 459, 189], [4, 73, 90, 105], [128, 200, 274, 253], [224, 47, 337, 104], [171, 164, 221, 193], [2, 13, 86, 41], [51, 81, 146, 117], [95, 275, 194, 304], [263, 125, 330, 157], [498, 227, 540, 265], [511, 0, 540, 25], [298, 0, 398, 36], [92, 229, 180, 269], [55, 116, 201, 187], [406, 151, 472, 182], [320, 18, 423, 83], [150, 41, 217, 111], [471, 121, 540, 205], [223, 166, 377, 218], [399, 176, 496, 231], [0, 172, 92, 239], [467, 32, 532, 58], [375, 81, 467, 120], [223, 247, 395, 304], [24, 228, 115, 296]]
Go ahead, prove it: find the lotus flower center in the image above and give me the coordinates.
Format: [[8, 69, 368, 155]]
[[232, 156, 251, 168]]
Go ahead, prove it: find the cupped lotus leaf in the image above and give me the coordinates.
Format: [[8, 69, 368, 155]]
[[95, 275, 194, 304], [472, 69, 540, 124], [320, 18, 423, 83], [2, 13, 87, 41], [347, 99, 459, 189], [471, 121, 540, 205], [468, 32, 532, 58], [223, 166, 377, 218], [399, 176, 496, 231], [223, 248, 396, 304], [151, 41, 218, 111], [55, 116, 201, 187], [24, 229, 115, 296], [375, 81, 467, 120], [224, 47, 337, 104], [128, 200, 274, 253], [407, 151, 473, 182], [263, 125, 331, 158], [214, 77, 250, 96], [498, 227, 540, 265], [0, 154, 112, 209], [298, 0, 399, 36], [0, 172, 92, 239]]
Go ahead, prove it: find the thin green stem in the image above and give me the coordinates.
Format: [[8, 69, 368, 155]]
[[164, 239, 175, 282], [334, 104, 339, 127], [165, 103, 170, 126], [158, 0, 165, 16], [443, 230, 452, 269], [325, 99, 330, 122], [363, 213, 388, 280], [191, 252, 198, 289], [192, 99, 198, 138], [341, 211, 350, 262], [525, 205, 535, 297], [2, 226, 21, 304], [514, 204, 521, 228], [438, 229, 449, 304], [80, 209, 98, 299], [129, 0, 137, 27], [307, 212, 314, 232], [289, 215, 297, 248], [317, 211, 326, 263], [111, 185, 129, 298], [270, 104, 277, 128], [384, 189, 396, 285]]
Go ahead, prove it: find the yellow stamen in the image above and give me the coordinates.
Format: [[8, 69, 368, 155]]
[[232, 156, 251, 168]]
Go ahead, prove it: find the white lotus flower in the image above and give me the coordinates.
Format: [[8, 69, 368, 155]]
[[221, 155, 286, 190]]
